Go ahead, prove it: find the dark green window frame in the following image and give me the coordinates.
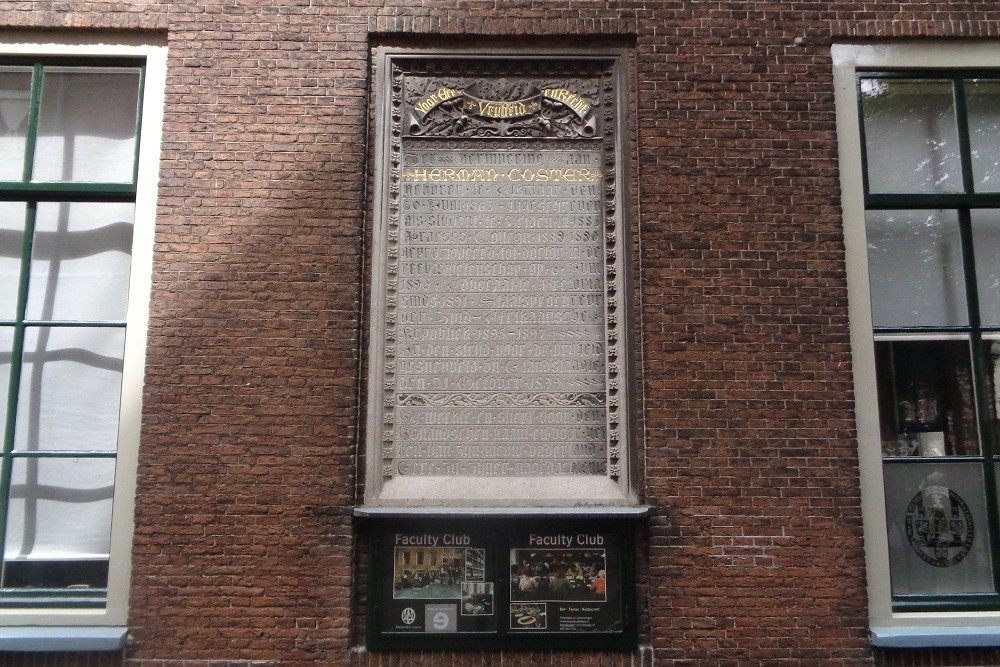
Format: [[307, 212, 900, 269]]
[[0, 56, 145, 608], [858, 70, 1000, 612]]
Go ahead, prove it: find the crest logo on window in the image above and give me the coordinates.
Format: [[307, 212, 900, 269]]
[[905, 487, 975, 567]]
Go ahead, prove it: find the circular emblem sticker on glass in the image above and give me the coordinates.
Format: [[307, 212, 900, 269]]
[[905, 485, 974, 567]]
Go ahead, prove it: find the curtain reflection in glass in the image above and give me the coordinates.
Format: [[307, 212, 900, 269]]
[[966, 80, 1000, 193], [14, 327, 125, 452], [0, 327, 11, 443], [33, 68, 140, 184], [0, 68, 31, 182], [862, 79, 963, 194], [26, 202, 134, 322], [972, 209, 1000, 327], [0, 201, 26, 320], [5, 457, 115, 561], [867, 210, 968, 328]]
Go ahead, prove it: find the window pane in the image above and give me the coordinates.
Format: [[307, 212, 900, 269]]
[[2, 558, 108, 590], [867, 210, 968, 327], [966, 80, 1000, 193], [972, 209, 1000, 326], [0, 326, 11, 440], [861, 79, 963, 194], [3, 457, 115, 563], [26, 202, 134, 322], [33, 67, 140, 184], [0, 201, 26, 320], [876, 339, 979, 457], [885, 462, 994, 595], [0, 67, 32, 182], [986, 338, 1000, 454], [13, 326, 125, 452]]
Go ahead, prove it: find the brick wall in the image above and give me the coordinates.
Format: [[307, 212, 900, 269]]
[[3, 1, 1000, 665]]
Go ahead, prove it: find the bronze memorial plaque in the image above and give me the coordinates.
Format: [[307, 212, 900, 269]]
[[366, 51, 632, 505]]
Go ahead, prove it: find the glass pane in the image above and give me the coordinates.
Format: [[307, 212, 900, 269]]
[[33, 67, 140, 184], [884, 461, 993, 595], [972, 209, 1000, 326], [0, 67, 32, 182], [966, 80, 1000, 193], [2, 558, 109, 589], [13, 326, 125, 452], [0, 201, 26, 320], [0, 326, 11, 440], [861, 79, 963, 194], [986, 337, 1000, 455], [26, 202, 134, 322], [4, 457, 115, 563], [876, 339, 979, 457], [867, 210, 968, 327]]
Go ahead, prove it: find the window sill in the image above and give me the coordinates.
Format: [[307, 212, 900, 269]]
[[0, 626, 126, 652], [872, 626, 1000, 648]]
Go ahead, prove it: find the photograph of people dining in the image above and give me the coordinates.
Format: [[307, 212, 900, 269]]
[[510, 549, 607, 602], [461, 582, 494, 616], [393, 547, 466, 599]]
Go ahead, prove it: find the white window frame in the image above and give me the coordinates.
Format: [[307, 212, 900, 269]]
[[834, 41, 1000, 647], [0, 32, 165, 638]]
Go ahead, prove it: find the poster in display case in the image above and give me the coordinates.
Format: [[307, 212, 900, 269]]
[[509, 539, 621, 634], [363, 514, 640, 651]]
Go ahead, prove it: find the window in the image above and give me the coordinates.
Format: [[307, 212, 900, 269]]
[[0, 36, 164, 635], [861, 73, 1000, 608], [835, 43, 1000, 645]]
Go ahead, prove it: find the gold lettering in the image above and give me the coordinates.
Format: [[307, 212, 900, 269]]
[[414, 87, 461, 116], [406, 164, 599, 183], [469, 98, 537, 119], [543, 88, 591, 117], [406, 168, 500, 182], [503, 167, 602, 182]]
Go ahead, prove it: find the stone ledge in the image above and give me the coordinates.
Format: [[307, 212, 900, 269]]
[[0, 627, 126, 652]]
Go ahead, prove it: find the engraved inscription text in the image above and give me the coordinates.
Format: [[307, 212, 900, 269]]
[[391, 145, 608, 476]]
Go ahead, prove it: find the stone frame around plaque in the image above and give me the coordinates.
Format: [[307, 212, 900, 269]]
[[363, 46, 636, 507]]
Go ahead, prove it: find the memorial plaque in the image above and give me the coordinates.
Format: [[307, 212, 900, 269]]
[[366, 50, 633, 506]]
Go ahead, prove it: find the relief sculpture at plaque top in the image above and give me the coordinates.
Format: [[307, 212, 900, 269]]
[[367, 53, 631, 505]]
